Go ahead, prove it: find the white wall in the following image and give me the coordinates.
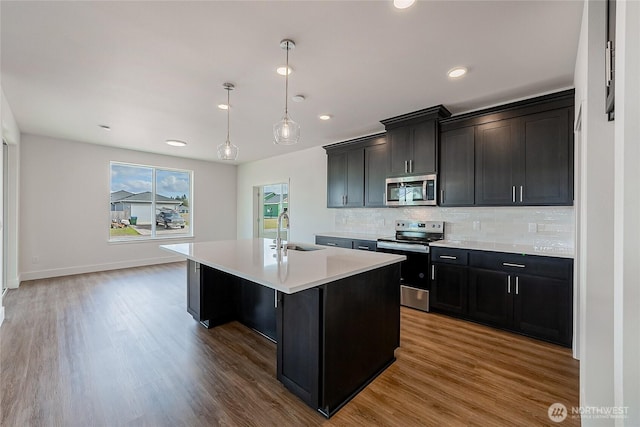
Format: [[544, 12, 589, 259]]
[[613, 0, 640, 423], [1, 87, 21, 326], [237, 146, 333, 244], [19, 134, 237, 280], [575, 0, 640, 425]]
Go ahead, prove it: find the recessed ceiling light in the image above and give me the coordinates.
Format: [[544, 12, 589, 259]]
[[99, 124, 111, 131], [276, 66, 293, 76], [448, 67, 468, 78], [218, 104, 229, 110], [393, 0, 415, 9], [319, 115, 332, 121], [166, 140, 187, 147], [292, 95, 305, 102]]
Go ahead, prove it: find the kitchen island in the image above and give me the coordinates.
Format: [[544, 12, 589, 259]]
[[160, 239, 405, 418]]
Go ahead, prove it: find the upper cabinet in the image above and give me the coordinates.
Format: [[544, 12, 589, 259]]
[[439, 127, 475, 206], [325, 133, 387, 208], [381, 106, 451, 177], [440, 89, 575, 207]]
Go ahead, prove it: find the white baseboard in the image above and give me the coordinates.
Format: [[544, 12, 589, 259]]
[[19, 256, 186, 282], [7, 277, 20, 289]]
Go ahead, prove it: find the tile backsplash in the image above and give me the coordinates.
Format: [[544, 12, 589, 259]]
[[334, 206, 575, 252]]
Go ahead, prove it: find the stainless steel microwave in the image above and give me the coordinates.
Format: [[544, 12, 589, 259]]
[[385, 174, 437, 206]]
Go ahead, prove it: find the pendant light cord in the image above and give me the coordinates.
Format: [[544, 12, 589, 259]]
[[226, 87, 231, 143], [284, 41, 289, 116]]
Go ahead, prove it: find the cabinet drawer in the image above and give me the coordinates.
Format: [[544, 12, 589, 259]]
[[353, 239, 377, 251], [315, 236, 352, 249], [430, 247, 469, 265], [469, 251, 572, 281]]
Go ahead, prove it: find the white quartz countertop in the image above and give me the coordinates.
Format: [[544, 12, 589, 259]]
[[160, 239, 406, 294], [314, 231, 388, 241], [429, 240, 574, 259]]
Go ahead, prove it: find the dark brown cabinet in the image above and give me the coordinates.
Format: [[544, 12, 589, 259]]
[[381, 105, 451, 177], [430, 247, 469, 315], [327, 149, 364, 208], [439, 127, 475, 206], [467, 251, 573, 347], [315, 235, 377, 251], [440, 89, 574, 207], [364, 142, 388, 207], [325, 133, 387, 208], [475, 118, 520, 205]]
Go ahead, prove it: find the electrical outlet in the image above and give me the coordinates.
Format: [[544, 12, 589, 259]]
[[528, 223, 537, 233], [473, 221, 481, 231]]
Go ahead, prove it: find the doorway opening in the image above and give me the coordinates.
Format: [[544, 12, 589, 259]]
[[253, 182, 289, 240]]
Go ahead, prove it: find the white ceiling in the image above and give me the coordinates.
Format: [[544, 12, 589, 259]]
[[1, 1, 583, 164]]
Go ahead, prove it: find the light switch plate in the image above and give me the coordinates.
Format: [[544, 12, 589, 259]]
[[528, 223, 537, 233], [473, 221, 481, 231]]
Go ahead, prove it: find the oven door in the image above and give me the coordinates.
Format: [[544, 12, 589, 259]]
[[385, 174, 437, 206], [376, 244, 431, 311]]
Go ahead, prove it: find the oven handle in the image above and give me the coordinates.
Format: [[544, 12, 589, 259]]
[[376, 241, 429, 253]]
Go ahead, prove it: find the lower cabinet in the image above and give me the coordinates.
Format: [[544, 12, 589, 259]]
[[430, 263, 468, 315], [429, 247, 573, 347], [315, 235, 377, 251]]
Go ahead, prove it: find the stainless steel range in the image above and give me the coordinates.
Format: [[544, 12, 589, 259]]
[[377, 220, 444, 312]]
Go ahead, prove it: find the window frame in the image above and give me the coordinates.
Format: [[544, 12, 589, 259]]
[[109, 161, 194, 242]]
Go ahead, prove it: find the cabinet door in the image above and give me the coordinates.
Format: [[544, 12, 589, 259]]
[[327, 152, 347, 207], [364, 143, 388, 207], [475, 119, 519, 205], [410, 120, 437, 174], [513, 274, 572, 346], [430, 264, 468, 315], [187, 259, 201, 320], [468, 268, 511, 328], [345, 149, 364, 207], [439, 127, 475, 206], [520, 109, 573, 205], [388, 127, 412, 175]]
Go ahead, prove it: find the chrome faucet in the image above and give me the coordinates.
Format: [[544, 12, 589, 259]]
[[276, 209, 289, 252]]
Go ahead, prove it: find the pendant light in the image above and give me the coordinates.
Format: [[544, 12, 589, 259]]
[[217, 82, 239, 161], [273, 39, 300, 145]]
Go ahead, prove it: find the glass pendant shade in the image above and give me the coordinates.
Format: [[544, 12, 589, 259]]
[[273, 113, 300, 145], [217, 82, 238, 161], [274, 39, 300, 145], [217, 139, 239, 160]]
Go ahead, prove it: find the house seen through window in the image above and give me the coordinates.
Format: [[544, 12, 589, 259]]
[[110, 162, 192, 240]]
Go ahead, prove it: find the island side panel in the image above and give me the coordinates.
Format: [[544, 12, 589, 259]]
[[276, 287, 321, 410], [321, 263, 401, 416]]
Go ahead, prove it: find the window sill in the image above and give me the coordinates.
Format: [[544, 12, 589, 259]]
[[108, 234, 195, 245]]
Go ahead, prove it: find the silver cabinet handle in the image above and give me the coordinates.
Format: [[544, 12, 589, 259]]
[[345, 194, 348, 205], [404, 160, 408, 173], [274, 290, 278, 308], [606, 41, 613, 87], [440, 189, 444, 203], [515, 276, 519, 295], [520, 185, 523, 202], [326, 242, 338, 246], [409, 159, 413, 173], [431, 265, 435, 280], [503, 262, 526, 268], [512, 186, 516, 203], [440, 255, 457, 260], [507, 275, 511, 294], [357, 245, 369, 250]]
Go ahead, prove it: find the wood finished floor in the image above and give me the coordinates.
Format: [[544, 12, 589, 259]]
[[1, 262, 580, 427]]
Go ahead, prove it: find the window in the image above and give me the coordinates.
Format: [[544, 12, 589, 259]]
[[110, 162, 192, 241], [254, 182, 288, 240]]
